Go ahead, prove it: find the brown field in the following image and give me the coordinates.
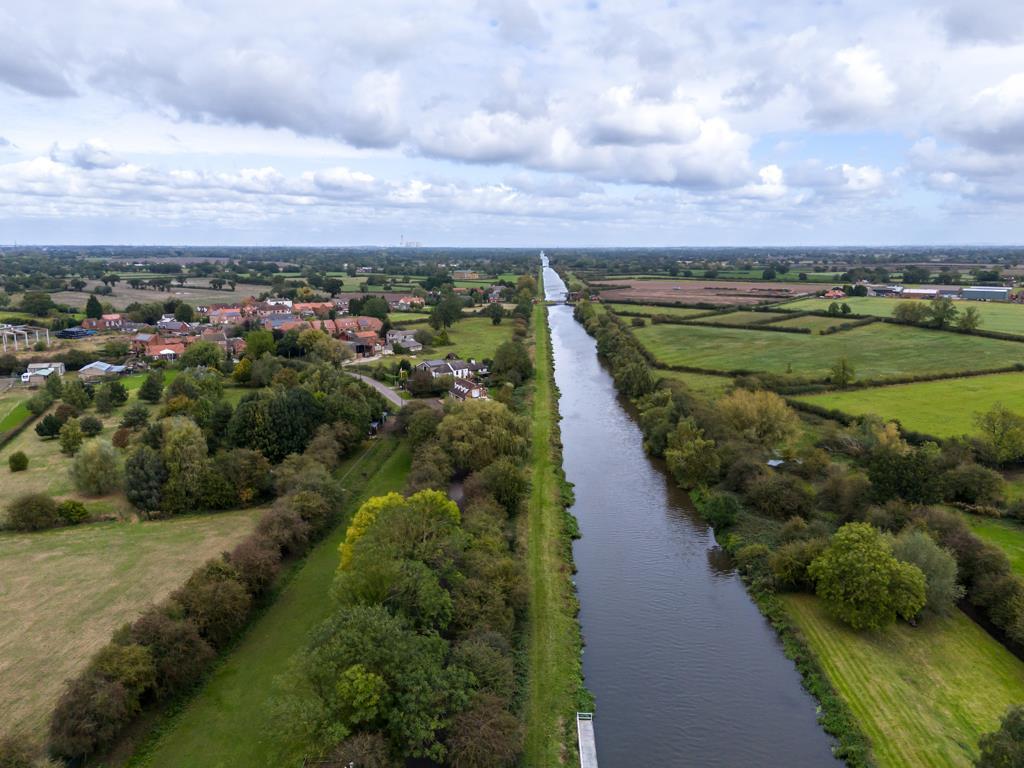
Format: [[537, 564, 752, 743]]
[[22, 279, 269, 312], [0, 508, 262, 739], [591, 278, 815, 305]]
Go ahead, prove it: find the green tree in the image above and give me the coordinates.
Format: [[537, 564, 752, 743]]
[[891, 528, 964, 615], [85, 294, 103, 319], [975, 403, 1024, 464], [174, 302, 195, 322], [665, 418, 720, 489], [893, 301, 930, 324], [429, 292, 464, 330], [138, 369, 164, 403], [244, 329, 277, 360], [957, 306, 982, 332], [718, 388, 799, 448], [72, 440, 123, 495], [8, 450, 28, 472], [829, 356, 855, 388], [485, 302, 506, 325], [436, 400, 527, 473], [21, 291, 56, 317], [125, 444, 167, 512], [808, 522, 926, 630], [490, 341, 533, 386], [59, 418, 84, 455], [179, 340, 223, 369], [45, 371, 64, 399], [928, 296, 959, 328], [977, 705, 1024, 768], [61, 379, 91, 410]]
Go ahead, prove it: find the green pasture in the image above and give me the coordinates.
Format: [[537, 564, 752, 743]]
[[402, 315, 516, 360], [762, 314, 864, 333], [655, 369, 734, 397], [605, 303, 710, 318], [782, 296, 1024, 337], [631, 322, 1024, 381], [692, 310, 781, 325], [967, 516, 1024, 576], [133, 439, 411, 768], [792, 371, 1024, 437], [785, 594, 1024, 768]]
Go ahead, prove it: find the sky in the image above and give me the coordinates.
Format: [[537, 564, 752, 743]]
[[1, 0, 1024, 247]]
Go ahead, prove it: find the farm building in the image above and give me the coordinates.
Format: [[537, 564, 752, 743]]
[[78, 361, 128, 382], [21, 362, 66, 385], [963, 286, 1012, 302]]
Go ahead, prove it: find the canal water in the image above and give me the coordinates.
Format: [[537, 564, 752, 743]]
[[543, 260, 838, 767]]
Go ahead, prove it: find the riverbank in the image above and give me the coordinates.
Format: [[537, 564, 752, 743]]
[[521, 295, 589, 764], [124, 438, 411, 768]]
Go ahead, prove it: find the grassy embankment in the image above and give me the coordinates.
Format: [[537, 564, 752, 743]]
[[521, 300, 585, 766], [632, 322, 1024, 380], [783, 296, 1024, 337], [129, 437, 411, 768], [785, 594, 1024, 768], [0, 508, 263, 740], [967, 516, 1024, 576], [792, 371, 1024, 438]]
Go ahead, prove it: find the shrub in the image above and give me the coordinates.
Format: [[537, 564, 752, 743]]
[[34, 413, 63, 439], [769, 538, 828, 592], [128, 606, 215, 698], [977, 705, 1024, 768], [119, 402, 149, 429], [57, 500, 90, 525], [227, 538, 282, 596], [473, 458, 528, 516], [942, 463, 1005, 506], [173, 560, 253, 649], [6, 493, 59, 531], [281, 490, 333, 538], [25, 390, 54, 416], [78, 414, 103, 437], [746, 473, 814, 519], [699, 490, 742, 529], [0, 733, 37, 768], [446, 693, 522, 768], [256, 507, 312, 556], [891, 528, 964, 615], [8, 451, 28, 472], [325, 733, 395, 768], [71, 440, 123, 495], [111, 427, 132, 449], [58, 418, 84, 455]]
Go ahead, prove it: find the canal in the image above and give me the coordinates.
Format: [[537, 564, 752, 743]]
[[543, 260, 839, 767]]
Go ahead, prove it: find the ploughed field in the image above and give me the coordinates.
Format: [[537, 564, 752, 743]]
[[783, 296, 1024, 337], [0, 509, 262, 738], [591, 278, 814, 305], [22, 279, 270, 312], [784, 594, 1024, 768], [792, 372, 1024, 437], [631, 322, 1024, 380]]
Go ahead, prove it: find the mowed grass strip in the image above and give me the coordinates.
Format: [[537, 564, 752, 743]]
[[784, 296, 1024, 337], [522, 303, 581, 766], [0, 508, 263, 739], [967, 516, 1024, 576], [793, 371, 1024, 437], [631, 322, 1024, 379], [133, 438, 411, 768], [784, 594, 1024, 768]]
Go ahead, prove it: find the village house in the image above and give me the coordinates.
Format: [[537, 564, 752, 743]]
[[208, 306, 244, 325], [488, 286, 504, 303], [21, 361, 66, 386], [449, 377, 487, 401], [78, 360, 128, 382], [385, 329, 423, 353], [414, 357, 487, 379], [81, 313, 125, 331], [156, 316, 192, 334]]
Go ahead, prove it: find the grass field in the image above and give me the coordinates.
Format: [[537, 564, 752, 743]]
[[133, 438, 411, 768], [655, 369, 734, 397], [21, 280, 269, 312], [784, 594, 1024, 768], [967, 516, 1024, 576], [632, 322, 1024, 380], [0, 372, 179, 520], [782, 296, 1024, 337], [605, 303, 711, 318], [0, 388, 30, 433], [0, 508, 262, 739], [762, 313, 862, 333], [792, 371, 1024, 437], [403, 315, 516, 360], [522, 302, 581, 765], [692, 310, 781, 325]]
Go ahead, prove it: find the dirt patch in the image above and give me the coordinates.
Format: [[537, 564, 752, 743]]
[[591, 278, 815, 305]]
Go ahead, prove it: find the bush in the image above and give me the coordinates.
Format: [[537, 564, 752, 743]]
[[769, 538, 828, 592], [8, 451, 28, 472], [942, 463, 1005, 506], [282, 490, 333, 538], [128, 606, 215, 698], [119, 402, 149, 429], [0, 733, 37, 768], [746, 473, 814, 519], [446, 693, 522, 768], [891, 528, 964, 615], [78, 415, 103, 437], [227, 538, 282, 596], [699, 490, 741, 529], [111, 427, 132, 449], [977, 704, 1024, 768], [71, 440, 123, 495], [58, 418, 84, 455], [57, 500, 90, 525], [5, 493, 59, 531], [34, 413, 63, 439], [325, 733, 395, 768], [25, 390, 54, 416], [256, 507, 312, 556], [172, 560, 252, 649]]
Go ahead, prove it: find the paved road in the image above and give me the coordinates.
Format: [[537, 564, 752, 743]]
[[346, 371, 406, 409]]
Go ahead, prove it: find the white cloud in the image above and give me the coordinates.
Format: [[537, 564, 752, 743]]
[[805, 45, 897, 124]]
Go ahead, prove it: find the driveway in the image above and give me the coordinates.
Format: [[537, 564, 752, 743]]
[[346, 371, 406, 409]]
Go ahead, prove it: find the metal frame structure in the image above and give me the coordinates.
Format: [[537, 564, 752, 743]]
[[0, 323, 51, 352]]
